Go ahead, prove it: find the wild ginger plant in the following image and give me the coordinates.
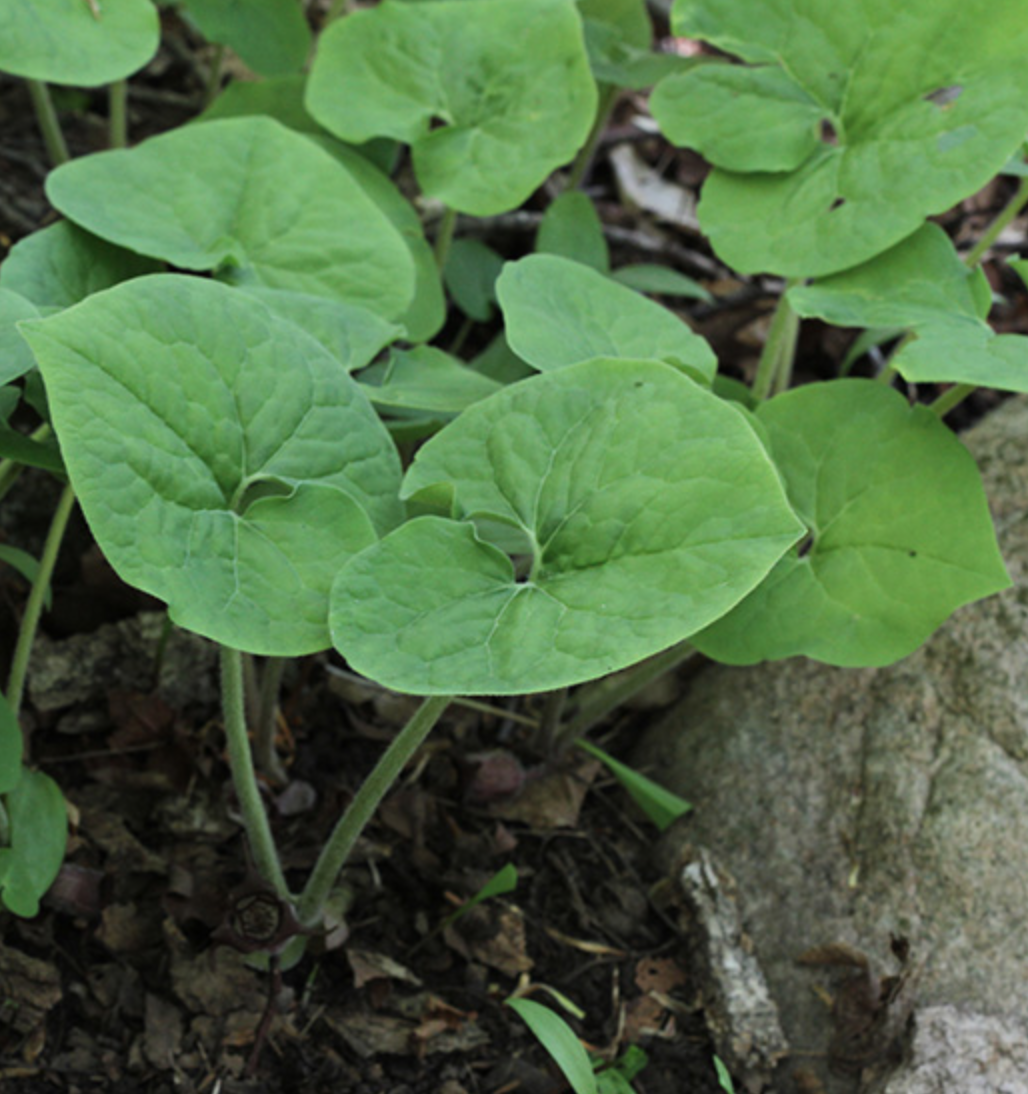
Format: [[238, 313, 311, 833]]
[[0, 0, 1025, 958]]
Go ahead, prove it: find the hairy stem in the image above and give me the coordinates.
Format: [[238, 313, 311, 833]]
[[219, 647, 289, 897], [964, 176, 1028, 268], [25, 80, 70, 166], [753, 283, 800, 401], [565, 84, 619, 191], [298, 694, 451, 926], [557, 639, 697, 747], [929, 383, 976, 418], [108, 80, 128, 148], [254, 657, 289, 785], [434, 206, 457, 270], [6, 484, 76, 725]]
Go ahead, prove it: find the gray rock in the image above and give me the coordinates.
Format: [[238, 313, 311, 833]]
[[865, 1006, 1028, 1094], [639, 397, 1028, 1092]]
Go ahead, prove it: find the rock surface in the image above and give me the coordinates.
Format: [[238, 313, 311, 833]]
[[640, 396, 1028, 1093]]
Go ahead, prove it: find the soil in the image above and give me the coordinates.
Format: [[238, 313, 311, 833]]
[[3, 11, 1028, 1094]]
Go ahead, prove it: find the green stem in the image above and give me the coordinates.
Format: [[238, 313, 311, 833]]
[[25, 80, 70, 166], [929, 383, 976, 418], [219, 646, 289, 897], [0, 800, 9, 846], [108, 79, 128, 148], [298, 694, 451, 926], [564, 84, 619, 191], [203, 43, 226, 108], [753, 283, 800, 402], [0, 424, 53, 505], [254, 657, 288, 785], [964, 176, 1028, 268], [434, 206, 457, 270], [557, 639, 697, 747], [6, 484, 76, 721], [538, 687, 569, 755]]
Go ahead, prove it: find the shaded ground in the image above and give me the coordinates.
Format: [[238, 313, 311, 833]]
[[3, 10, 1028, 1094]]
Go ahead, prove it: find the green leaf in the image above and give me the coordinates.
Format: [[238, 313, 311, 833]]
[[0, 221, 161, 311], [330, 359, 803, 695], [443, 240, 506, 322], [0, 290, 40, 386], [238, 287, 402, 373], [441, 862, 518, 929], [469, 331, 535, 386], [180, 0, 311, 77], [507, 999, 598, 1094], [46, 117, 416, 321], [578, 0, 687, 88], [0, 769, 67, 918], [653, 61, 825, 172], [611, 264, 712, 301], [22, 276, 403, 656], [537, 192, 610, 274], [0, 0, 159, 86], [575, 738, 691, 829], [360, 346, 503, 413], [0, 425, 65, 475], [653, 0, 1028, 276], [714, 1056, 735, 1093], [790, 224, 1028, 393], [0, 693, 23, 796], [692, 380, 1010, 667], [497, 255, 716, 383], [0, 547, 53, 610], [306, 0, 597, 215]]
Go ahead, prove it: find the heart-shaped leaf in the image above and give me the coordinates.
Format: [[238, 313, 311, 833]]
[[306, 0, 597, 215], [790, 224, 1028, 392], [497, 255, 716, 382], [330, 358, 803, 694], [359, 346, 503, 413], [46, 117, 416, 321], [652, 0, 1028, 275], [238, 288, 402, 373], [180, 0, 311, 77], [0, 768, 67, 918], [0, 221, 161, 312], [0, 0, 159, 86], [22, 276, 403, 655], [692, 380, 1010, 667]]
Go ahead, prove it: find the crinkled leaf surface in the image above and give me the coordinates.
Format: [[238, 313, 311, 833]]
[[359, 346, 503, 413], [537, 192, 610, 273], [790, 224, 1028, 392], [0, 0, 159, 85], [0, 693, 22, 796], [653, 61, 825, 172], [22, 276, 403, 655], [238, 287, 402, 373], [306, 0, 597, 214], [693, 381, 1010, 667], [0, 290, 40, 386], [0, 768, 67, 918], [653, 0, 1028, 276], [46, 117, 415, 320], [181, 0, 311, 76], [0, 221, 161, 311], [497, 255, 716, 382], [330, 359, 803, 694]]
